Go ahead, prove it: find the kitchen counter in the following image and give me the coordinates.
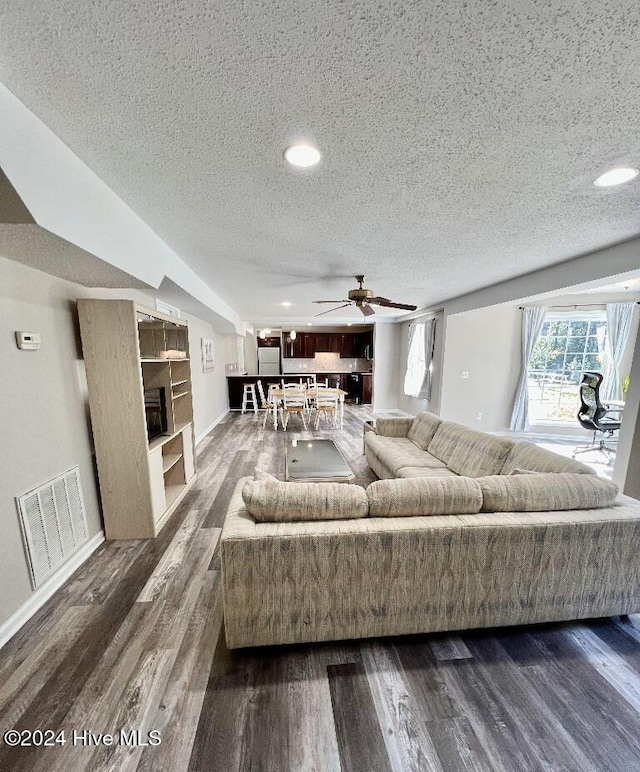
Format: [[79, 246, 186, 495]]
[[226, 371, 372, 376], [282, 371, 373, 375], [226, 372, 373, 409]]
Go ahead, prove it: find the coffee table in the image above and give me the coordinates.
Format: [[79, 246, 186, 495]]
[[285, 439, 355, 482]]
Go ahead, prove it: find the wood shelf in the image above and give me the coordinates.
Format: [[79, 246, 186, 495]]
[[162, 453, 183, 473], [77, 299, 197, 540], [141, 357, 190, 363], [164, 484, 184, 509]]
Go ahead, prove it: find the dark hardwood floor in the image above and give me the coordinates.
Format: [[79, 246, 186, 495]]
[[2, 406, 640, 771]]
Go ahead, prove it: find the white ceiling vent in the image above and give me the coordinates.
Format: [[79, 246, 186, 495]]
[[16, 466, 89, 589]]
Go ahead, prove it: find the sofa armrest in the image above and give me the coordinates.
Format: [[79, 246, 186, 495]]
[[375, 416, 413, 437]]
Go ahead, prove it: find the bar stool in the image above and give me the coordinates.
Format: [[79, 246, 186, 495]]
[[241, 383, 258, 414]]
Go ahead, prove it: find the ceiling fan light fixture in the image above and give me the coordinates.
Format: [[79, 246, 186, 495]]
[[593, 167, 639, 187], [284, 144, 322, 168]]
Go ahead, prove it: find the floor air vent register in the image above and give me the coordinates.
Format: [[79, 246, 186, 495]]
[[16, 466, 89, 588]]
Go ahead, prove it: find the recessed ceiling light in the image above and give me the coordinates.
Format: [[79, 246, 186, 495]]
[[347, 323, 352, 327], [281, 301, 292, 307], [593, 167, 639, 187], [307, 322, 313, 326], [284, 144, 322, 168]]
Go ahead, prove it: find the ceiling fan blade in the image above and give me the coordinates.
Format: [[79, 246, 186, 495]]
[[313, 300, 350, 304], [369, 296, 417, 311], [314, 303, 353, 317], [360, 304, 375, 317]]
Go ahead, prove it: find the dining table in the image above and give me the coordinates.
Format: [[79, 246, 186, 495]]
[[267, 387, 347, 430]]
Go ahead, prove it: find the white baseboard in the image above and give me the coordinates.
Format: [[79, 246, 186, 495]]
[[0, 530, 105, 649], [373, 408, 412, 417], [196, 409, 230, 445]]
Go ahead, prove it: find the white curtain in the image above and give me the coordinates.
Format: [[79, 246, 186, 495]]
[[509, 306, 547, 431], [602, 302, 635, 402], [404, 318, 436, 400]]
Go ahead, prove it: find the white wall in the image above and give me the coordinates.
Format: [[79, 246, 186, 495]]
[[187, 317, 237, 442], [0, 255, 232, 631], [372, 323, 402, 412], [244, 333, 259, 375], [1, 257, 105, 626], [438, 306, 521, 431]]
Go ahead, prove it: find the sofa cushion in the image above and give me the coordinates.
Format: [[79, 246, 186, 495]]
[[374, 416, 414, 437], [428, 422, 515, 477], [367, 476, 482, 517], [365, 435, 448, 475], [477, 473, 619, 512], [242, 480, 368, 522], [396, 466, 460, 479], [407, 412, 443, 451], [501, 441, 594, 475]]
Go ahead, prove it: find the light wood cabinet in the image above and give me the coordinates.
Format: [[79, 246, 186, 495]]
[[77, 299, 197, 539]]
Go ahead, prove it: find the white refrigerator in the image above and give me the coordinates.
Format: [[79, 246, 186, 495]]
[[258, 346, 281, 376]]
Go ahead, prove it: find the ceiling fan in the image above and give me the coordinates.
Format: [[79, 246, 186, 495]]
[[313, 275, 418, 317]]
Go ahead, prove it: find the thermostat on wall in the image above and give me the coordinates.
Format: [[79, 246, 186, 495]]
[[15, 331, 41, 350]]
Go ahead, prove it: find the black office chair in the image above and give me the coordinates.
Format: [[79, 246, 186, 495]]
[[572, 371, 622, 464]]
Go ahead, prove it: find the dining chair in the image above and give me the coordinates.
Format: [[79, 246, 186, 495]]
[[256, 380, 277, 429], [281, 387, 308, 430], [313, 389, 339, 429]]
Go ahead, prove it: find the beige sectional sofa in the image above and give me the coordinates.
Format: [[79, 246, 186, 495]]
[[364, 411, 594, 480], [221, 413, 640, 649]]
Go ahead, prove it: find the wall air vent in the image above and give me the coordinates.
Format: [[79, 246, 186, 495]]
[[16, 466, 89, 588]]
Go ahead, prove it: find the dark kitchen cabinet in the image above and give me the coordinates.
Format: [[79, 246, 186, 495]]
[[357, 329, 374, 359], [362, 373, 373, 405], [315, 333, 340, 353], [338, 334, 356, 358], [317, 372, 344, 389], [302, 333, 316, 357], [281, 330, 373, 359], [283, 332, 315, 358]]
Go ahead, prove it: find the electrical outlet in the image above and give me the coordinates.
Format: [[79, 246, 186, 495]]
[[476, 411, 482, 420], [461, 371, 469, 380]]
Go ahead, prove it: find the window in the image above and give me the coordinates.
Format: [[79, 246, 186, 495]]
[[527, 312, 607, 422], [404, 319, 436, 399]]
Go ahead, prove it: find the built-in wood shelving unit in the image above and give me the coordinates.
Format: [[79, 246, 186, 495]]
[[77, 299, 197, 539]]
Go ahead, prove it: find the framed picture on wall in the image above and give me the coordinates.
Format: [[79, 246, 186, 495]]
[[202, 337, 214, 372]]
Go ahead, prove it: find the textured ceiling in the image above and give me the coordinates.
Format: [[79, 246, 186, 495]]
[[1, 0, 640, 324]]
